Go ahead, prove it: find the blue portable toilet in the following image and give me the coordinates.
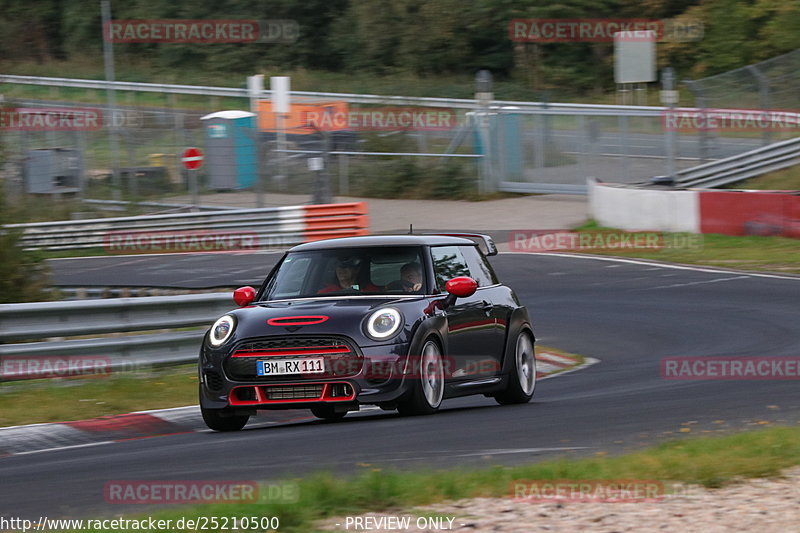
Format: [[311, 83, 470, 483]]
[[200, 110, 257, 190]]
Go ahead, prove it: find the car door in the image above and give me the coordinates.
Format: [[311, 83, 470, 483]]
[[430, 245, 499, 380], [461, 245, 507, 373]]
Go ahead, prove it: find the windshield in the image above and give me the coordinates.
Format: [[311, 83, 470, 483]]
[[263, 246, 427, 300]]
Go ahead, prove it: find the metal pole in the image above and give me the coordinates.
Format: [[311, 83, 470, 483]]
[[662, 67, 677, 181], [101, 0, 122, 201], [189, 168, 198, 209], [684, 80, 708, 163], [247, 75, 265, 207], [747, 65, 771, 146], [338, 153, 349, 196], [276, 112, 289, 191]]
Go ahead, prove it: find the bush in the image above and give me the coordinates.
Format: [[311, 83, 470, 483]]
[[347, 132, 479, 200], [0, 186, 53, 304]]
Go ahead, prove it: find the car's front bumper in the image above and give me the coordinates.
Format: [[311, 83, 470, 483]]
[[199, 342, 414, 410]]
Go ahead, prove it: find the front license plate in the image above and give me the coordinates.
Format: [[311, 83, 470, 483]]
[[257, 358, 325, 376]]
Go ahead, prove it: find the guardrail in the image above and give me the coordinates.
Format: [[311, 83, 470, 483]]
[[5, 202, 369, 251], [0, 74, 671, 115], [0, 292, 233, 380], [673, 136, 800, 188]]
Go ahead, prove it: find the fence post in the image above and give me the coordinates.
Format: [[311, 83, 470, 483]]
[[684, 80, 708, 163], [747, 65, 771, 146]]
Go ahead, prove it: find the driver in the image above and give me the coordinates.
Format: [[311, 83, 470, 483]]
[[318, 256, 379, 294]]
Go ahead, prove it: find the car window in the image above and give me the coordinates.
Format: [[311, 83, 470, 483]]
[[462, 245, 499, 286], [266, 255, 313, 300], [430, 246, 472, 291], [264, 246, 426, 299]]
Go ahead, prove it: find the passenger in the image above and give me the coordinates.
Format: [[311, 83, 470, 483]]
[[318, 256, 379, 294], [388, 261, 423, 293]]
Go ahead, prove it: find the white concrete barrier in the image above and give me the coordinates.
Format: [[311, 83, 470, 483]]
[[589, 179, 700, 233]]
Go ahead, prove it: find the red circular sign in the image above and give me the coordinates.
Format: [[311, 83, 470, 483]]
[[181, 147, 204, 170]]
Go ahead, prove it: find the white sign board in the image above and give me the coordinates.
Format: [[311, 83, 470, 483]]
[[307, 157, 324, 171], [270, 76, 290, 114], [614, 31, 656, 84]]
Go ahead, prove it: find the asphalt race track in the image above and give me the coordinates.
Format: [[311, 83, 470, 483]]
[[3, 253, 800, 519]]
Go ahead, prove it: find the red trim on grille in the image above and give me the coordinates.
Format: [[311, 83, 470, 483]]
[[228, 382, 356, 405], [231, 345, 351, 358], [267, 315, 329, 326]]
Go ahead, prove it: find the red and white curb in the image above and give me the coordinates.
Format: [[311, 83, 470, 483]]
[[537, 350, 598, 380], [0, 352, 596, 458]]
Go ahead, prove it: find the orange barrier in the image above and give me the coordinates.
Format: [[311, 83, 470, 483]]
[[302, 202, 369, 242]]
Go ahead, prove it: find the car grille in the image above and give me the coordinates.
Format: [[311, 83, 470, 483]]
[[224, 335, 362, 381], [266, 384, 324, 400], [229, 382, 356, 405]]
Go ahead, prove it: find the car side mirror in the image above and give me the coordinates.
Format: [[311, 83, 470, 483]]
[[445, 277, 478, 298], [233, 286, 256, 307]]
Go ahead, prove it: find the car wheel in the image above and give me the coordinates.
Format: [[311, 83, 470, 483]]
[[200, 404, 249, 432], [494, 330, 536, 405], [397, 339, 444, 416], [311, 405, 348, 421]]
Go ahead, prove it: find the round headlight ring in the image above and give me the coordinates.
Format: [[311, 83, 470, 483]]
[[366, 308, 402, 340], [209, 315, 236, 347]]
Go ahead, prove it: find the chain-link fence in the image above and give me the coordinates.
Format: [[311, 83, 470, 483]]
[[684, 48, 800, 151], [1, 68, 796, 213]]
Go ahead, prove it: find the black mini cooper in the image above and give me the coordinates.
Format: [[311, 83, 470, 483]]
[[199, 234, 536, 431]]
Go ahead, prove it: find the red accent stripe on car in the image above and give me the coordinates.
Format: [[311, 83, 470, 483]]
[[449, 319, 497, 332], [228, 382, 356, 405], [267, 315, 330, 326]]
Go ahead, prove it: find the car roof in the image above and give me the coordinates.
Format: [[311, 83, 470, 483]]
[[288, 234, 477, 252]]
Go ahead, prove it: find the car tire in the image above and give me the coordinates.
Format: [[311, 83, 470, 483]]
[[311, 405, 348, 421], [200, 405, 249, 432], [494, 330, 536, 405], [397, 339, 444, 416]]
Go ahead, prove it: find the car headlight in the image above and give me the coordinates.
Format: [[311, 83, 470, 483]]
[[209, 315, 235, 347], [365, 308, 402, 340]]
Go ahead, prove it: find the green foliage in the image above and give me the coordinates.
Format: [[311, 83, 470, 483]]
[[0, 199, 53, 303], [346, 133, 479, 200], [2, 0, 795, 94], [0, 127, 53, 303]]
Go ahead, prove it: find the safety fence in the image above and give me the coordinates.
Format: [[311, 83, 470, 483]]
[[4, 202, 368, 251], [0, 292, 233, 380]]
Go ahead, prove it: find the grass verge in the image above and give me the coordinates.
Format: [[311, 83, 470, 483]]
[[570, 221, 800, 274], [727, 165, 800, 191], [0, 346, 578, 427], [0, 364, 198, 427], [70, 425, 800, 533]]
